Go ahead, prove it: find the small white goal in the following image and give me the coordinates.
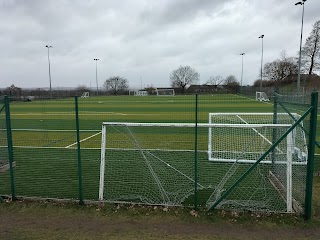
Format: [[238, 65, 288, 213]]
[[207, 112, 307, 213], [81, 92, 90, 98], [156, 89, 175, 96], [136, 91, 148, 96], [256, 92, 269, 101]]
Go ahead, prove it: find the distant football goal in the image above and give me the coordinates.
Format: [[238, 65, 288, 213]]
[[81, 92, 90, 98], [256, 91, 270, 101], [156, 88, 175, 96], [133, 90, 148, 96]]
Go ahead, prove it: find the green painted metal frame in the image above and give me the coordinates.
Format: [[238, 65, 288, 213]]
[[75, 96, 84, 205], [277, 98, 320, 149], [0, 101, 4, 202], [304, 92, 318, 220], [4, 96, 15, 200]]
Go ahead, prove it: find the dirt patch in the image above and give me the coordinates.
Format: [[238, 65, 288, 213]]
[[1, 202, 320, 240]]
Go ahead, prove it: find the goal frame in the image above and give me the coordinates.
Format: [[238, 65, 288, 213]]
[[207, 112, 309, 213], [98, 120, 304, 212], [256, 91, 270, 101], [129, 90, 136, 96], [207, 112, 307, 164], [156, 88, 175, 96], [134, 90, 148, 96], [80, 92, 90, 98]]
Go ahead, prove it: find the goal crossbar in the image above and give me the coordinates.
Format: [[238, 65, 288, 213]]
[[256, 91, 269, 101], [102, 122, 291, 128], [156, 88, 175, 96]]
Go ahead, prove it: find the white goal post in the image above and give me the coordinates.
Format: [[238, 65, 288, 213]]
[[129, 90, 136, 96], [98, 116, 307, 213], [81, 92, 89, 98], [207, 112, 307, 164], [135, 90, 148, 96], [207, 112, 308, 213], [156, 88, 175, 96], [256, 91, 270, 101]]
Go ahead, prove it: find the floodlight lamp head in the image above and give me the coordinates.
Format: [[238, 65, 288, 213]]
[[295, 0, 306, 5], [259, 35, 264, 38], [240, 53, 245, 55]]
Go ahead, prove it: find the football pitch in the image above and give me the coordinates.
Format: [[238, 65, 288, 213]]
[[0, 94, 319, 211]]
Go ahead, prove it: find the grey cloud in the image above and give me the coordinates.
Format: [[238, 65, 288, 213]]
[[0, 0, 319, 88], [139, 0, 235, 27]]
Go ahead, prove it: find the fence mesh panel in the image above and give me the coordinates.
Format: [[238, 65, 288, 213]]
[[0, 93, 317, 215], [9, 98, 79, 199], [273, 93, 313, 211], [0, 97, 10, 197], [100, 124, 196, 205]]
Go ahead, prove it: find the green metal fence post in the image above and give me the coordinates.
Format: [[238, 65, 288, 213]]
[[4, 96, 15, 200], [194, 94, 198, 209], [305, 91, 318, 220], [75, 96, 84, 205], [0, 100, 3, 202]]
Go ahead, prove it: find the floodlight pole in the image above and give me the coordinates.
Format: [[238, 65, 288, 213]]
[[295, 0, 307, 96], [259, 35, 264, 91], [94, 58, 100, 95], [240, 53, 245, 91], [46, 45, 53, 98]]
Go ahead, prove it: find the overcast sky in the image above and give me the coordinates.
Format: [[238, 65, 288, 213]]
[[0, 0, 319, 90]]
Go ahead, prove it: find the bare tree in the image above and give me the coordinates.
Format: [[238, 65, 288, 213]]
[[301, 20, 320, 75], [206, 75, 224, 85], [170, 66, 199, 93], [224, 75, 240, 87], [4, 84, 22, 97], [224, 75, 240, 93], [253, 79, 274, 87], [263, 50, 297, 84], [30, 88, 47, 97], [75, 85, 90, 96], [103, 76, 129, 95]]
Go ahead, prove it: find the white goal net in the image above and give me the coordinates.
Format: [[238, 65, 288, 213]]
[[256, 91, 270, 101], [156, 89, 175, 96], [99, 122, 200, 206], [208, 113, 307, 163], [207, 112, 307, 213], [134, 90, 148, 96], [98, 115, 307, 213], [81, 92, 89, 98]]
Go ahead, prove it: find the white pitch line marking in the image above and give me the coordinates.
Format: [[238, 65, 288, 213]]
[[65, 131, 102, 148]]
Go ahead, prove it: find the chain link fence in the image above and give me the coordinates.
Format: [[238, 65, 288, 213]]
[[0, 92, 318, 219]]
